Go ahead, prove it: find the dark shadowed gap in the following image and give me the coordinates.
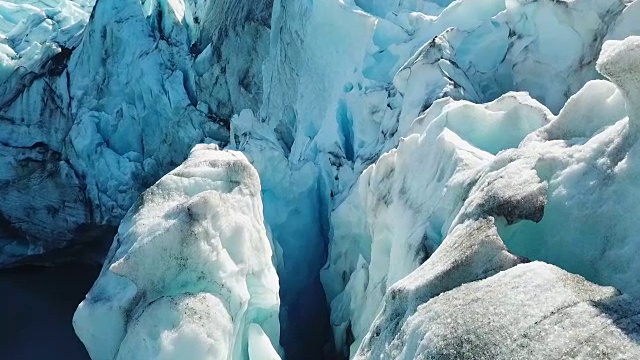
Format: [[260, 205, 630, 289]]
[[280, 273, 337, 360], [0, 263, 100, 360]]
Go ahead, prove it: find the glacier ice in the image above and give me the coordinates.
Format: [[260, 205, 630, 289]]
[[228, 109, 331, 358], [321, 91, 550, 354], [72, 145, 281, 360], [0, 0, 92, 85], [325, 35, 640, 358], [3, 0, 640, 358], [356, 262, 640, 359], [361, 217, 526, 351], [0, 0, 268, 265]]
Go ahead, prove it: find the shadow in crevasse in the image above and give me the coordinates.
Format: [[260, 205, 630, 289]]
[[0, 263, 101, 360], [591, 294, 640, 346]]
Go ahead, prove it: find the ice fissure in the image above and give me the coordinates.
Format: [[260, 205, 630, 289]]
[[3, 0, 640, 359]]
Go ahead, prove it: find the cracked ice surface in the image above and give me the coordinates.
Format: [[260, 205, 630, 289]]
[[325, 35, 640, 358]]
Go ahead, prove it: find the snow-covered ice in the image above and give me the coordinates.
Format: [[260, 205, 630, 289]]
[[357, 262, 640, 359], [73, 145, 280, 360]]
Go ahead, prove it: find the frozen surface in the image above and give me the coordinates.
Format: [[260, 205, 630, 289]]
[[322, 92, 550, 354], [73, 145, 280, 360], [326, 35, 640, 357], [0, 0, 266, 265], [356, 262, 640, 359]]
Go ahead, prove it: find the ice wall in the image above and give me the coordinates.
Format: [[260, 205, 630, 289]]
[[228, 109, 332, 358], [0, 0, 268, 266], [4, 0, 640, 358]]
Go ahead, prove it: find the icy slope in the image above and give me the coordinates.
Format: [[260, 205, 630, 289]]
[[243, 1, 640, 353], [357, 262, 640, 359], [73, 145, 281, 360]]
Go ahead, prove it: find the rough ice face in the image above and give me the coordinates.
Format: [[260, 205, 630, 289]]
[[0, 0, 92, 88], [240, 2, 638, 351], [0, 0, 98, 265], [0, 0, 273, 266], [356, 262, 640, 359], [314, 0, 632, 177], [245, 6, 640, 295], [373, 0, 628, 146], [358, 217, 525, 358], [2, 0, 637, 269], [493, 37, 640, 297], [72, 145, 281, 360], [326, 34, 640, 358], [321, 92, 550, 355]]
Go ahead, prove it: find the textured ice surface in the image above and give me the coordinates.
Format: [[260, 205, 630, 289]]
[[356, 262, 640, 359], [1, 0, 637, 267], [322, 92, 550, 354], [228, 109, 330, 357], [0, 0, 92, 84], [73, 145, 280, 360], [0, 0, 266, 265], [359, 217, 525, 354], [326, 35, 640, 358]]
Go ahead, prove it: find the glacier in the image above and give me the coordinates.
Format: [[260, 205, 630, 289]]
[[2, 0, 640, 359]]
